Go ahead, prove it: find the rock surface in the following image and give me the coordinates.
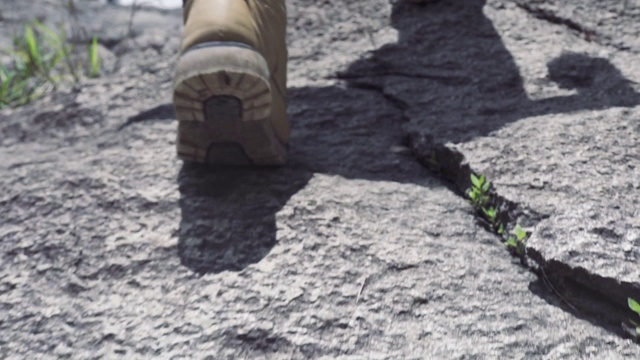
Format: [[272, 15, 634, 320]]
[[439, 0, 640, 316], [1, 0, 639, 358]]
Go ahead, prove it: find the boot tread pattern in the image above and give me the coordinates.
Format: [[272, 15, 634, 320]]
[[173, 44, 287, 166]]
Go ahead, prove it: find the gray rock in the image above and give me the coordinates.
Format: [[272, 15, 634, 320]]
[[392, 0, 640, 334], [0, 0, 639, 358], [512, 0, 640, 53]]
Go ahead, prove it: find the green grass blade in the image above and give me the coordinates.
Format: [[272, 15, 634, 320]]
[[5, 78, 28, 105], [482, 207, 496, 220], [471, 174, 481, 188], [88, 36, 100, 78], [0, 63, 19, 105], [24, 25, 41, 67], [482, 180, 490, 192], [0, 63, 10, 82], [33, 20, 63, 46], [629, 298, 640, 315], [0, 74, 14, 94], [0, 75, 13, 107]]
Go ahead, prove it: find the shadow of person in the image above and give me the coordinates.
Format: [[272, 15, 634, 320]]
[[343, 0, 640, 143], [541, 52, 640, 112], [177, 0, 640, 275]]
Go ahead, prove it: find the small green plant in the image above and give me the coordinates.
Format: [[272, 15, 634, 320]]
[[629, 297, 640, 336], [467, 173, 490, 209], [88, 36, 100, 78], [466, 173, 527, 256], [0, 63, 35, 107], [482, 206, 505, 234], [506, 224, 527, 256], [467, 174, 504, 233], [0, 20, 100, 108]]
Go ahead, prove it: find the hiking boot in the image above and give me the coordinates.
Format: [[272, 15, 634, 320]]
[[173, 0, 289, 166]]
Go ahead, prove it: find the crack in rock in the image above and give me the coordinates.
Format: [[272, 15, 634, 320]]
[[408, 128, 639, 339], [513, 0, 640, 53], [336, 22, 640, 335], [333, 73, 636, 337], [515, 2, 593, 36]]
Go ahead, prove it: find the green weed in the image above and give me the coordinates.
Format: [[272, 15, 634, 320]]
[[482, 206, 505, 235], [629, 298, 640, 337], [467, 173, 503, 233], [506, 224, 527, 256], [467, 173, 490, 209], [88, 36, 100, 78], [0, 21, 101, 109], [466, 173, 527, 255]]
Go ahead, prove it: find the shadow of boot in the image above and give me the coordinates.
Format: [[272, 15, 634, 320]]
[[177, 163, 311, 274]]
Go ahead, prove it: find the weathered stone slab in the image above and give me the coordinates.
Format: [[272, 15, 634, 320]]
[[342, 0, 640, 334], [2, 129, 639, 358], [443, 1, 640, 313], [0, 0, 639, 358], [341, 0, 640, 315]]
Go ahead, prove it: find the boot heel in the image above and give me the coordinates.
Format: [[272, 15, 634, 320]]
[[172, 42, 287, 166]]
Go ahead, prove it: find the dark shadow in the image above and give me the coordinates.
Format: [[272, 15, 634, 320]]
[[178, 84, 431, 274], [343, 0, 640, 143], [177, 164, 312, 274], [527, 276, 637, 339], [176, 0, 640, 274]]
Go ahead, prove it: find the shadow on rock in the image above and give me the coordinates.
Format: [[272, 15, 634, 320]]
[[527, 276, 635, 338], [178, 164, 312, 274], [342, 0, 640, 143], [546, 52, 640, 108], [176, 0, 640, 275], [177, 83, 431, 274]]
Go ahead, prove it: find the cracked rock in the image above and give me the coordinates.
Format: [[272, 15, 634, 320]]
[[0, 0, 639, 358]]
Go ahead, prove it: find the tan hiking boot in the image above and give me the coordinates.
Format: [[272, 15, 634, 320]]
[[173, 0, 289, 166]]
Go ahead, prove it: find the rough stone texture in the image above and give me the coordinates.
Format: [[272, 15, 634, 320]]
[[1, 0, 640, 359], [511, 0, 640, 53], [439, 1, 640, 313], [340, 0, 640, 320]]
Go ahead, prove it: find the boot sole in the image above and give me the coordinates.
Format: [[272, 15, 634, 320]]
[[173, 42, 287, 166]]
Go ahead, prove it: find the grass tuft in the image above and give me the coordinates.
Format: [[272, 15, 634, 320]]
[[0, 20, 101, 109]]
